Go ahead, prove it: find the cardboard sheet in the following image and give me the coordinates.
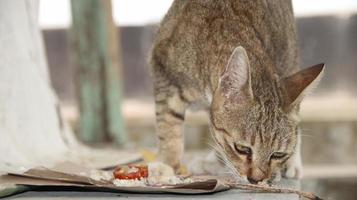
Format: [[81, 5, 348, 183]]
[[0, 162, 230, 197]]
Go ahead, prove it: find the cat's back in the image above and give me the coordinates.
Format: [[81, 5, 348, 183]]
[[151, 0, 298, 93]]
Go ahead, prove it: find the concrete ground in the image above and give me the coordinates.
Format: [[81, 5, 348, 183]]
[[6, 190, 298, 200], [4, 180, 300, 200]]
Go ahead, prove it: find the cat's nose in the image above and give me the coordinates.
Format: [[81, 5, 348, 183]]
[[247, 177, 262, 184]]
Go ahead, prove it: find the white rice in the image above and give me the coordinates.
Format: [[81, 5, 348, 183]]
[[112, 176, 193, 187], [147, 176, 193, 186], [87, 162, 194, 187], [112, 178, 147, 187]]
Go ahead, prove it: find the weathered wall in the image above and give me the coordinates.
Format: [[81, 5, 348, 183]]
[[44, 15, 357, 101], [0, 0, 70, 170]]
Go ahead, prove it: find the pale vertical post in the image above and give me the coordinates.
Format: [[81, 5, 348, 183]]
[[101, 0, 127, 145], [70, 0, 126, 144]]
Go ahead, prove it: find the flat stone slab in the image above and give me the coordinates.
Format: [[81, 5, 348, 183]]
[[7, 179, 300, 200], [8, 189, 299, 200]]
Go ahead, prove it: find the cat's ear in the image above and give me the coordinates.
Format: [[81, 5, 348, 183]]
[[218, 46, 253, 103], [281, 63, 325, 110]]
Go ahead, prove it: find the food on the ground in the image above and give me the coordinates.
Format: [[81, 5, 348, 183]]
[[112, 175, 193, 187], [112, 178, 147, 187], [86, 170, 113, 181], [93, 162, 322, 199], [147, 175, 193, 186], [113, 164, 148, 180], [111, 162, 193, 187]]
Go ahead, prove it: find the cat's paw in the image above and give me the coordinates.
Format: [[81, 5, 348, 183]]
[[188, 151, 224, 175], [147, 162, 189, 185], [188, 156, 208, 175], [148, 162, 175, 177], [285, 164, 303, 179], [284, 158, 303, 179]]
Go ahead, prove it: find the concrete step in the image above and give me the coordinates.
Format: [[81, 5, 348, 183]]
[[303, 165, 357, 179], [61, 97, 357, 165], [61, 96, 357, 126]]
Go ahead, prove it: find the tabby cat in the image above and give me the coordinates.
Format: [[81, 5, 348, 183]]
[[150, 0, 324, 184]]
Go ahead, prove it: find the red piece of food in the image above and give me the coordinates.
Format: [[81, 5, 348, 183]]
[[113, 164, 149, 180]]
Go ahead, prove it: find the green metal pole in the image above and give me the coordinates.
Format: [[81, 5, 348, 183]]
[[70, 0, 126, 145], [100, 0, 127, 145]]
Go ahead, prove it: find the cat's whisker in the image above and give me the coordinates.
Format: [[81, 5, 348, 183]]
[[279, 132, 298, 143], [300, 128, 316, 136], [211, 144, 241, 180], [299, 134, 314, 138], [207, 127, 243, 181], [208, 143, 234, 169], [300, 127, 314, 132]]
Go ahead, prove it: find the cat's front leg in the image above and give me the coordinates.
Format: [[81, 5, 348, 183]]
[[154, 82, 187, 172]]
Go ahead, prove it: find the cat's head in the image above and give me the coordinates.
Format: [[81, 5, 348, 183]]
[[210, 46, 324, 184]]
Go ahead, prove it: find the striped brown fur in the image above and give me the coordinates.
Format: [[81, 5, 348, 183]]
[[150, 0, 324, 183]]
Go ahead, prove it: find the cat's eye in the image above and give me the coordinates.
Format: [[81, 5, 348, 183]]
[[270, 152, 287, 160], [234, 144, 252, 155]]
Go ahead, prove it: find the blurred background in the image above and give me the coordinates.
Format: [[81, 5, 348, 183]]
[[39, 0, 357, 199]]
